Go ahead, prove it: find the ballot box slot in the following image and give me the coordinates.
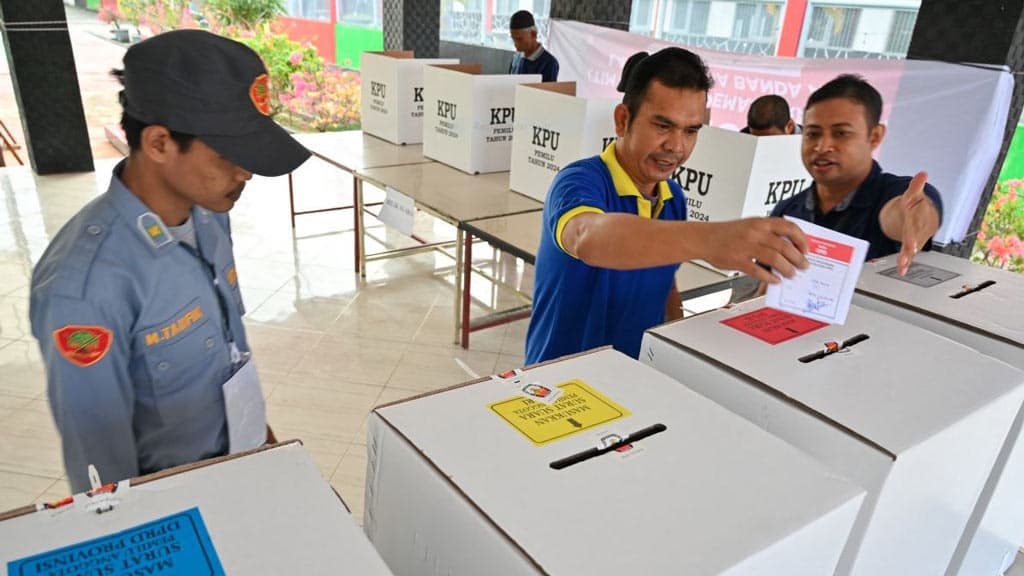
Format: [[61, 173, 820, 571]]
[[950, 280, 996, 299], [549, 423, 667, 470], [798, 333, 870, 364]]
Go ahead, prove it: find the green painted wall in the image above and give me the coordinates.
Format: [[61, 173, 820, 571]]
[[999, 124, 1024, 182], [334, 24, 383, 70]]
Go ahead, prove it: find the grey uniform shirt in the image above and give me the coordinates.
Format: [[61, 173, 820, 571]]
[[30, 161, 251, 493]]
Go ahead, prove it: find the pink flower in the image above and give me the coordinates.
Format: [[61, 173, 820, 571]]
[[989, 236, 1010, 261], [977, 229, 986, 241], [1006, 234, 1024, 258], [289, 51, 304, 65]]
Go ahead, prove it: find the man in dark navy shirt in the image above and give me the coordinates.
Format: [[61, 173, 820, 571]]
[[508, 10, 559, 82], [772, 74, 941, 275]]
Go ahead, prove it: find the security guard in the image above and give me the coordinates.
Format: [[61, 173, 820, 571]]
[[29, 30, 310, 493]]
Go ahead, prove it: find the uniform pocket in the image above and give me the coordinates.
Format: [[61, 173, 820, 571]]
[[135, 299, 226, 426]]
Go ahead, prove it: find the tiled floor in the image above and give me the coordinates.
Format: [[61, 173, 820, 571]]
[[0, 156, 533, 524]]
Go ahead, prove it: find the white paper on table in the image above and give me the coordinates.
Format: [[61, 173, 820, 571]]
[[378, 186, 416, 236], [765, 216, 869, 325]]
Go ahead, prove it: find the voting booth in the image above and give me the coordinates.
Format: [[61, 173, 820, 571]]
[[360, 51, 460, 145], [508, 82, 618, 202], [422, 64, 541, 175], [640, 300, 1024, 576], [0, 442, 392, 575], [675, 127, 808, 222], [365, 348, 865, 576], [855, 252, 1024, 576]]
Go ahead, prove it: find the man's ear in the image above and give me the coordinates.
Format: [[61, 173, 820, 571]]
[[785, 119, 796, 134], [869, 123, 886, 150], [138, 125, 177, 165], [614, 103, 630, 137]]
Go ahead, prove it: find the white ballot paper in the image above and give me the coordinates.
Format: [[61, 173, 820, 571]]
[[765, 216, 868, 325]]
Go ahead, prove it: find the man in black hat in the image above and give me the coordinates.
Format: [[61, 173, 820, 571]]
[[29, 30, 310, 493], [508, 10, 559, 82]]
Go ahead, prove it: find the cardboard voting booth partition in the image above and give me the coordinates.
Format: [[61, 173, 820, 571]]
[[640, 300, 1024, 576], [509, 82, 618, 202], [364, 348, 866, 576], [674, 127, 808, 222], [855, 251, 1024, 576], [422, 64, 541, 175], [360, 51, 460, 145], [0, 442, 393, 575]]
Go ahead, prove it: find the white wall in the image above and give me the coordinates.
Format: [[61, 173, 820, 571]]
[[851, 8, 894, 53], [707, 1, 737, 37]]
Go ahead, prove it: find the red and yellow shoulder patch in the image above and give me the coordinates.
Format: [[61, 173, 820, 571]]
[[249, 73, 271, 116], [53, 325, 113, 367]]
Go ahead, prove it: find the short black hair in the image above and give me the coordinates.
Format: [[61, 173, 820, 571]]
[[747, 95, 791, 131], [112, 68, 196, 153], [806, 74, 882, 127], [617, 47, 714, 124]]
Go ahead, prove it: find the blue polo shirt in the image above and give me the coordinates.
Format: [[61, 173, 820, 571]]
[[771, 161, 943, 260], [509, 46, 559, 82], [525, 143, 687, 364]]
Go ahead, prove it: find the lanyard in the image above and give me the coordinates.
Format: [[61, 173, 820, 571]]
[[178, 241, 244, 366]]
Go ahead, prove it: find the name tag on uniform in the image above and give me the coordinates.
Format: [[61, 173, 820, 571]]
[[222, 359, 266, 453]]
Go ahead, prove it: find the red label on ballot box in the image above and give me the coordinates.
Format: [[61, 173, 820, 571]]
[[721, 307, 827, 345]]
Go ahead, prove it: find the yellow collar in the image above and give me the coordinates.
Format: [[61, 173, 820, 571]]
[[600, 142, 674, 218]]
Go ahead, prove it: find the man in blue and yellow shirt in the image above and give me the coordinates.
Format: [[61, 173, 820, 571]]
[[526, 48, 810, 364], [30, 31, 310, 493]]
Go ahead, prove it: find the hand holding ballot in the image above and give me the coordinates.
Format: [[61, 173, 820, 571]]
[[698, 217, 809, 285]]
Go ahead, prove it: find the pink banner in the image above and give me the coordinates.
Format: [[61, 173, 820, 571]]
[[549, 20, 901, 131], [546, 20, 1014, 245]]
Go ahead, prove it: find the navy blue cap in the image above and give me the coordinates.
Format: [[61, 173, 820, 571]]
[[121, 29, 310, 177]]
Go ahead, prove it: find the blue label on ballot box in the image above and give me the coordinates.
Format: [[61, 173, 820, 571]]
[[7, 507, 225, 576]]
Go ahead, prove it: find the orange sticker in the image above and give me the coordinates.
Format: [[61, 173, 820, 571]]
[[53, 325, 113, 367], [249, 73, 271, 116]]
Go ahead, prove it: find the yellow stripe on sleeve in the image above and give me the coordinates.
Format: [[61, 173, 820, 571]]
[[555, 206, 605, 258]]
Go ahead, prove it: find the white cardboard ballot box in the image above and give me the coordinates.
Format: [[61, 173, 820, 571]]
[[855, 251, 1024, 576], [360, 51, 459, 145], [422, 64, 541, 175], [364, 347, 866, 576], [509, 82, 618, 202], [640, 300, 1024, 576], [0, 442, 392, 575], [675, 127, 809, 222]]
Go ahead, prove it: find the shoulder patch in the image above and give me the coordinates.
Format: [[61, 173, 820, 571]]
[[53, 325, 113, 367]]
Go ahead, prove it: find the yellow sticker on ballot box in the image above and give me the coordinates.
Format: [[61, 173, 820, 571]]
[[489, 379, 631, 445]]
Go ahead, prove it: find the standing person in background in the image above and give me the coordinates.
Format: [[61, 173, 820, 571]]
[[741, 94, 800, 136], [508, 10, 559, 82]]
